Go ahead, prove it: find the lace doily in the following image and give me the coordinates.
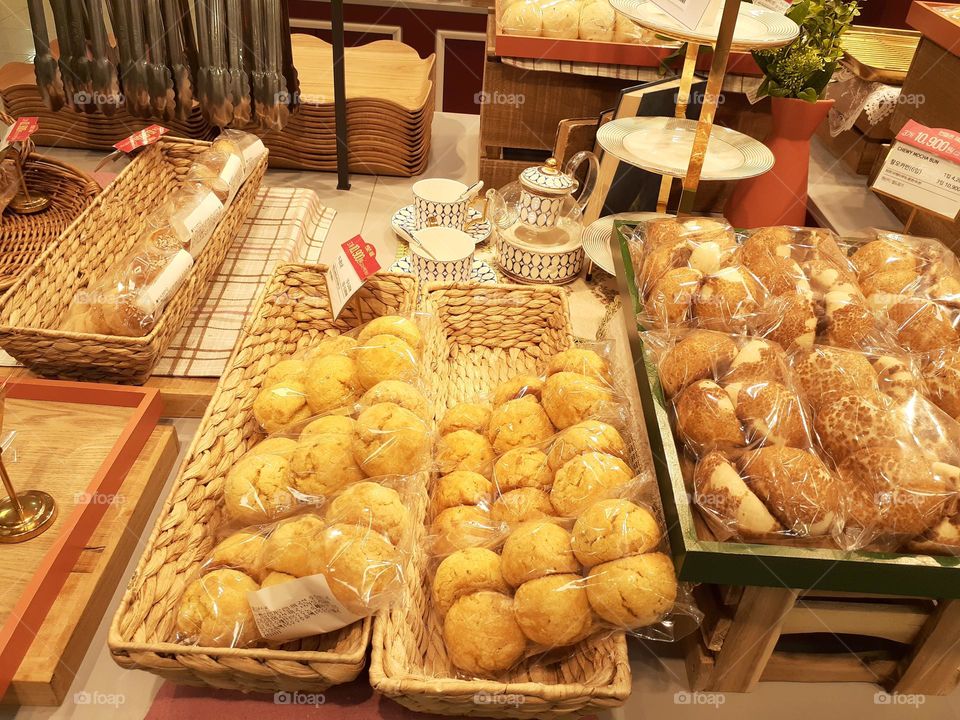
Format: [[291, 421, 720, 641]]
[[826, 65, 901, 137]]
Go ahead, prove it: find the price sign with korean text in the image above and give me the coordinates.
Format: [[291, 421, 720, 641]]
[[872, 120, 960, 221], [327, 235, 381, 319]]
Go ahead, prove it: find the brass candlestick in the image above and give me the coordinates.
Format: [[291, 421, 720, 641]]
[[0, 408, 57, 543]]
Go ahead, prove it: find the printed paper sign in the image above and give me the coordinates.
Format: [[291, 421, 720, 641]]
[[872, 120, 960, 221], [327, 235, 381, 319], [651, 0, 722, 30], [114, 125, 169, 153], [3, 117, 39, 147], [248, 573, 362, 643]]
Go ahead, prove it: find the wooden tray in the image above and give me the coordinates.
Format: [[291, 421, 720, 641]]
[[291, 35, 435, 111], [611, 222, 960, 599], [2, 423, 178, 706], [0, 378, 163, 698], [908, 1, 960, 58]]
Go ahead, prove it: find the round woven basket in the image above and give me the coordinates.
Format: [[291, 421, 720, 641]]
[[0, 110, 100, 290]]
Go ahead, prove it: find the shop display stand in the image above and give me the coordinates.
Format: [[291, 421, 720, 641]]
[[594, 0, 795, 220]]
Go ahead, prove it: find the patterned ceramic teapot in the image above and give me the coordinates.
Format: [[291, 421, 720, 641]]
[[514, 153, 599, 228]]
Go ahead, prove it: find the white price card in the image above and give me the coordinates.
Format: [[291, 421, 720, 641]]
[[327, 235, 382, 319], [650, 0, 722, 30], [248, 573, 362, 642], [872, 120, 960, 221]]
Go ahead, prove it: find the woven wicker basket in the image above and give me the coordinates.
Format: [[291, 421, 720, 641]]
[[0, 136, 266, 384], [0, 153, 100, 289], [370, 282, 633, 718], [109, 264, 418, 692]]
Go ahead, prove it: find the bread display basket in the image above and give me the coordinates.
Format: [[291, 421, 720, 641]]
[[370, 281, 633, 718], [109, 264, 418, 691], [0, 136, 267, 384]]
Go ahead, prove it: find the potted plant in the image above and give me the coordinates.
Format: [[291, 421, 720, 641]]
[[726, 0, 862, 228]]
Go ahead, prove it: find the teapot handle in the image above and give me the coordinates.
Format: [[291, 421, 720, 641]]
[[484, 188, 512, 231], [565, 151, 599, 213]]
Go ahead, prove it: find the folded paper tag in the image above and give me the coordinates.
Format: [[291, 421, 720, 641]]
[[328, 235, 381, 319], [177, 191, 225, 255], [114, 125, 169, 153], [248, 573, 362, 642], [2, 116, 39, 148], [134, 249, 194, 316]]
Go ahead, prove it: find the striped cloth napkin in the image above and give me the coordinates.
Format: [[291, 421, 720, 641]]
[[151, 186, 334, 377]]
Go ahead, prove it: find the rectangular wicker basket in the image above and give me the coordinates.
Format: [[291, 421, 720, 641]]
[[0, 137, 267, 385], [109, 264, 418, 692], [369, 281, 633, 718]]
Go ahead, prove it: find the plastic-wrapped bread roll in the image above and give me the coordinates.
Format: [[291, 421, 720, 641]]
[[694, 452, 783, 540], [578, 0, 615, 40], [539, 0, 581, 39], [613, 14, 645, 43], [501, 0, 543, 36]]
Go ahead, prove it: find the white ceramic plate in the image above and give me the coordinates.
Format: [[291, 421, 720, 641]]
[[596, 117, 775, 182], [389, 256, 499, 284], [583, 212, 671, 276], [609, 0, 799, 50], [391, 204, 492, 245]]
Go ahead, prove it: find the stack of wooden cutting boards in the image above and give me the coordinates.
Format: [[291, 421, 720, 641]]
[[254, 35, 435, 177], [0, 61, 214, 149]]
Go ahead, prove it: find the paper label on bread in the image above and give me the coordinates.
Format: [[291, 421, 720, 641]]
[[248, 573, 362, 642]]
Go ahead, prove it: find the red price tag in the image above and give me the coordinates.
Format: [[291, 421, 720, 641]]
[[341, 236, 380, 279], [6, 117, 38, 144], [896, 120, 960, 165], [113, 125, 169, 153]]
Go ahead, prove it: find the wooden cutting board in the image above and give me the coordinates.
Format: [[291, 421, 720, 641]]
[[291, 35, 435, 111], [1, 423, 178, 706]]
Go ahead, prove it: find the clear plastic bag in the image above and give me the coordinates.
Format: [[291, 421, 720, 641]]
[[431, 489, 701, 679], [61, 218, 195, 337], [187, 141, 245, 205], [844, 230, 960, 352], [251, 314, 428, 433], [180, 477, 416, 647], [224, 404, 431, 526]]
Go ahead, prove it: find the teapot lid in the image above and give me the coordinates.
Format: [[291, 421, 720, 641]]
[[519, 157, 578, 195]]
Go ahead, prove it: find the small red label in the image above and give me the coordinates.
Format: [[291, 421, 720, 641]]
[[113, 125, 169, 153], [6, 117, 38, 144], [341, 236, 380, 279], [896, 120, 960, 165]]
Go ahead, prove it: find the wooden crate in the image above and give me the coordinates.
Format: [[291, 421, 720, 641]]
[[686, 584, 960, 694]]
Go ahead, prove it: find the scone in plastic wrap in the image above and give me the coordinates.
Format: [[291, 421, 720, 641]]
[[251, 314, 428, 433], [791, 344, 960, 550], [431, 492, 700, 678], [180, 477, 417, 647], [224, 401, 430, 525]]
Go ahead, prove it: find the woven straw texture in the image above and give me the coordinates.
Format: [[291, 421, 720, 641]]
[[0, 137, 266, 384], [109, 264, 418, 692], [370, 282, 632, 718], [0, 153, 100, 290]]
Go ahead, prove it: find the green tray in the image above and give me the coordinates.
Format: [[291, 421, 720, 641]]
[[610, 220, 960, 599]]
